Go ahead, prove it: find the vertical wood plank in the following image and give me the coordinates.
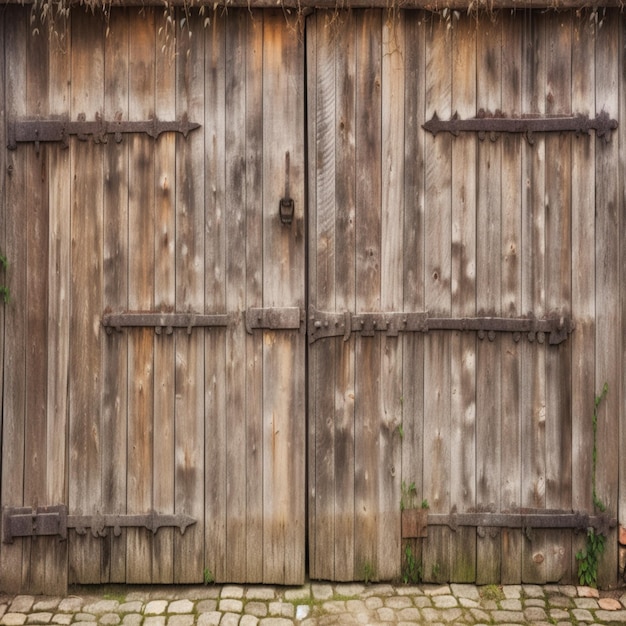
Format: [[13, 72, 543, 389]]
[[379, 11, 404, 581], [309, 10, 338, 581], [152, 7, 176, 584], [175, 9, 205, 584], [570, 12, 596, 576], [520, 12, 547, 583], [126, 8, 156, 583], [225, 11, 247, 582], [244, 10, 265, 583], [203, 11, 227, 584], [1, 6, 27, 593], [261, 11, 306, 584], [422, 14, 452, 583], [401, 11, 426, 584], [475, 14, 502, 584], [68, 8, 105, 583], [45, 11, 72, 595], [23, 17, 50, 593], [449, 14, 477, 583], [594, 9, 619, 588], [543, 11, 572, 583], [353, 9, 382, 582], [102, 8, 129, 583], [499, 11, 523, 584]]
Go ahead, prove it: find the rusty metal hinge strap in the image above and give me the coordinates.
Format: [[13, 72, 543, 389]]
[[308, 307, 575, 345], [7, 113, 200, 150], [245, 307, 305, 334], [102, 312, 232, 335], [2, 506, 196, 543], [422, 110, 617, 143]]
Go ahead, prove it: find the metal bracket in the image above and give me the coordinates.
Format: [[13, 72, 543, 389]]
[[308, 306, 575, 345], [405, 505, 617, 540], [7, 113, 200, 151], [3, 505, 196, 543], [245, 307, 305, 334], [423, 110, 618, 144], [102, 311, 232, 335]]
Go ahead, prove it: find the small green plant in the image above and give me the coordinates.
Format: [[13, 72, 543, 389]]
[[480, 584, 505, 602], [421, 499, 429, 509], [575, 383, 609, 588], [402, 543, 422, 584], [400, 480, 417, 511], [203, 567, 214, 585], [361, 561, 375, 584]]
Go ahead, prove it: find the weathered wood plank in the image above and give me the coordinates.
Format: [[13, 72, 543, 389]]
[[151, 6, 176, 584], [126, 9, 156, 583], [261, 11, 306, 584], [328, 10, 358, 582], [174, 9, 205, 584], [309, 10, 338, 581], [475, 14, 502, 584], [22, 14, 50, 593], [0, 6, 27, 593], [102, 8, 129, 583], [594, 9, 620, 588], [225, 10, 247, 582], [499, 11, 523, 584], [243, 9, 265, 583], [449, 14, 477, 583], [401, 10, 426, 585], [378, 11, 404, 582], [68, 8, 105, 584], [422, 13, 452, 584], [353, 9, 383, 583], [543, 10, 572, 583], [520, 12, 547, 584], [203, 11, 227, 584]]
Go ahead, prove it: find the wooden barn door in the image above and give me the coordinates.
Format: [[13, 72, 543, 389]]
[[0, 7, 305, 592]]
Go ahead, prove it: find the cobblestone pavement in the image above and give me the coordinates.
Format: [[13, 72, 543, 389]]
[[1, 582, 626, 626]]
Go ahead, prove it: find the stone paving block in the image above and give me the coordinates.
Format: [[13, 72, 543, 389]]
[[450, 584, 480, 601], [375, 607, 395, 621], [412, 596, 431, 608], [345, 600, 366, 613], [121, 615, 142, 626], [598, 597, 622, 610], [524, 606, 548, 621], [10, 599, 34, 614], [395, 585, 424, 597], [522, 585, 545, 598], [268, 603, 293, 619], [50, 616, 71, 626], [420, 607, 462, 622], [1, 614, 27, 626], [311, 585, 333, 601], [75, 613, 96, 621], [143, 616, 166, 626], [502, 585, 522, 599], [245, 602, 268, 617], [219, 614, 240, 626], [547, 595, 573, 608], [0, 607, 6, 620], [218, 599, 243, 613], [556, 585, 577, 597], [295, 606, 310, 621], [283, 589, 309, 602], [334, 584, 365, 597], [185, 590, 220, 601], [491, 610, 525, 623], [26, 612, 52, 624], [524, 598, 546, 608], [549, 608, 570, 620], [144, 601, 168, 616], [577, 586, 600, 599], [195, 612, 221, 626], [422, 585, 451, 597], [221, 587, 244, 600], [364, 597, 383, 610], [596, 609, 626, 621], [431, 595, 457, 609], [196, 601, 218, 613], [572, 608, 594, 622], [259, 618, 295, 626], [384, 596, 413, 609], [396, 607, 421, 621], [32, 601, 60, 613], [167, 600, 194, 615], [83, 601, 120, 615], [500, 599, 522, 611], [240, 616, 259, 626], [459, 597, 480, 608], [117, 603, 142, 615], [166, 615, 193, 626], [99, 614, 120, 625], [321, 601, 345, 614], [246, 588, 276, 602], [73, 622, 97, 626], [574, 598, 599, 609]]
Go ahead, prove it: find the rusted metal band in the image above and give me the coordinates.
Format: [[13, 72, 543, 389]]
[[102, 312, 232, 335]]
